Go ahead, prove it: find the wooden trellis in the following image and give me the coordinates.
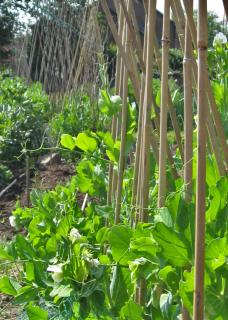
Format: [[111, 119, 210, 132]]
[[101, 0, 228, 319]]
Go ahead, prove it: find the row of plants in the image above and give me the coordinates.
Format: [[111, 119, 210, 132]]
[[0, 72, 51, 185], [0, 120, 227, 319], [0, 71, 103, 187], [0, 69, 185, 189]]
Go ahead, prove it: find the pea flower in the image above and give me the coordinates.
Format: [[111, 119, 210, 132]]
[[47, 264, 63, 283], [213, 32, 227, 47], [90, 258, 100, 268], [9, 216, 17, 228], [69, 228, 81, 243]]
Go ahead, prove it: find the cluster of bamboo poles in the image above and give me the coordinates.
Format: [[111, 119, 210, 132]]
[[101, 0, 227, 319], [16, 1, 103, 95]]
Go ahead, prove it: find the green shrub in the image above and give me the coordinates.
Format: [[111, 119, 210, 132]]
[[0, 72, 51, 164]]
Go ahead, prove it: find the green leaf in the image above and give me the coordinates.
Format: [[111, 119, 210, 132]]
[[155, 207, 173, 228], [153, 223, 189, 267], [75, 174, 93, 193], [26, 262, 35, 282], [60, 133, 76, 150], [110, 266, 129, 313], [130, 237, 158, 259], [176, 197, 190, 230], [120, 300, 143, 319], [81, 280, 97, 298], [158, 266, 179, 291], [14, 234, 37, 259], [129, 258, 158, 282], [98, 90, 122, 116], [205, 286, 228, 319], [79, 297, 90, 318], [26, 305, 48, 320], [0, 276, 17, 296], [179, 270, 194, 314], [46, 235, 57, 254], [98, 90, 111, 114], [50, 284, 73, 298], [206, 186, 221, 222], [109, 225, 133, 264], [96, 227, 109, 244], [75, 132, 97, 152], [156, 88, 161, 106], [95, 205, 114, 220], [0, 245, 13, 261], [14, 286, 38, 304], [91, 290, 106, 314], [206, 238, 226, 270]]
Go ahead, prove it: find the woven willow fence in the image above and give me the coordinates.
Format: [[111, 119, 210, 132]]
[[101, 0, 228, 319]]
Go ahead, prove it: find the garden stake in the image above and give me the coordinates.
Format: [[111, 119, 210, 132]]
[[172, 0, 226, 175], [114, 0, 129, 224], [183, 0, 193, 203], [193, 1, 208, 318], [118, 0, 145, 73], [138, 0, 156, 306], [182, 3, 193, 319], [153, 33, 184, 162], [180, 0, 228, 171], [107, 2, 123, 206], [100, 0, 141, 103], [158, 0, 170, 208], [131, 8, 148, 224], [139, 0, 156, 222], [112, 3, 125, 201]]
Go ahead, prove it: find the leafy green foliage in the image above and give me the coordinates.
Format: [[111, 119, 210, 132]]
[[0, 72, 51, 167], [0, 163, 13, 187], [0, 143, 227, 319], [0, 45, 227, 319]]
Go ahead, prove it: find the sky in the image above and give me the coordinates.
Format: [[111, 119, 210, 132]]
[[157, 0, 226, 20]]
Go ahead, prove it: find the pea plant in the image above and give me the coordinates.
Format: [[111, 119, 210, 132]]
[[0, 120, 227, 319]]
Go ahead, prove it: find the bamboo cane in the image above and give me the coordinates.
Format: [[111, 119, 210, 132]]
[[153, 34, 184, 162], [111, 4, 125, 202], [182, 3, 193, 320], [183, 0, 193, 204], [179, 0, 228, 171], [130, 2, 144, 61], [114, 0, 130, 224], [100, 0, 141, 103], [131, 9, 148, 223], [139, 0, 156, 222], [158, 0, 170, 208], [107, 2, 123, 206], [193, 1, 207, 319], [172, 0, 226, 175], [137, 1, 156, 304], [118, 0, 145, 73]]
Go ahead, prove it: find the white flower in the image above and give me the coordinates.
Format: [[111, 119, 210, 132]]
[[90, 258, 100, 268], [47, 264, 63, 283], [213, 32, 227, 47], [69, 228, 81, 243], [9, 216, 17, 228], [132, 257, 147, 266]]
